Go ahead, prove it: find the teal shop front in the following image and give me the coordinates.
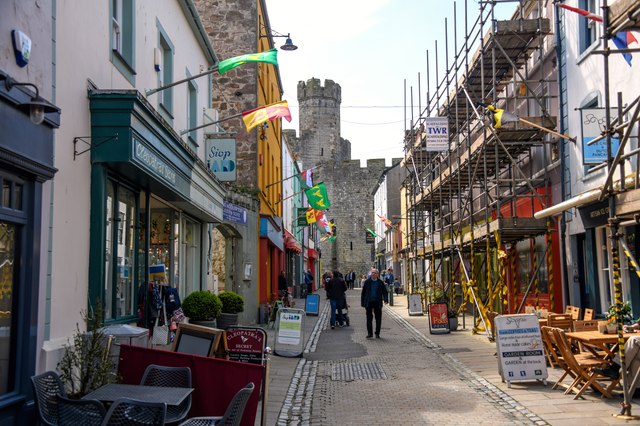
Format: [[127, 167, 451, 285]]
[[89, 90, 225, 324]]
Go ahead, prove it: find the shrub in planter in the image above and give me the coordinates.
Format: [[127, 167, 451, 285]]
[[182, 290, 222, 321], [219, 291, 245, 314]]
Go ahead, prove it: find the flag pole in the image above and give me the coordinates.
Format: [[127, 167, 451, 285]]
[[180, 112, 244, 136], [275, 188, 306, 204], [146, 66, 220, 96], [265, 165, 322, 189], [517, 118, 575, 141]]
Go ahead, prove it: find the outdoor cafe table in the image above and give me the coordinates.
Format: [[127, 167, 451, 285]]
[[565, 330, 636, 359], [82, 383, 194, 406]]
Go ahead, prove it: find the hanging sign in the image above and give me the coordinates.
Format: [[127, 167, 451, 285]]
[[494, 314, 548, 387], [428, 302, 450, 334], [205, 138, 236, 181], [224, 327, 267, 365], [580, 108, 621, 165], [423, 117, 449, 152]]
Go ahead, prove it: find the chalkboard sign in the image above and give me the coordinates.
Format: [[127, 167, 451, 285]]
[[494, 314, 548, 387], [305, 293, 320, 316], [428, 303, 450, 334], [224, 327, 267, 365], [172, 323, 223, 358]]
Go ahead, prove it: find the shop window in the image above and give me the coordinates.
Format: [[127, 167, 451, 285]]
[[0, 222, 17, 395], [149, 198, 180, 288], [110, 0, 136, 85], [104, 182, 137, 320]]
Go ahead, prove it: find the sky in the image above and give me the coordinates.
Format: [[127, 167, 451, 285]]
[[266, 0, 513, 164]]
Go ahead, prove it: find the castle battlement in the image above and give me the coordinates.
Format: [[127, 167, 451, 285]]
[[298, 78, 341, 103], [366, 159, 386, 168]]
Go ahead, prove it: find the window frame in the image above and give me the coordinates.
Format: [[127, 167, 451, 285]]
[[110, 0, 136, 85], [157, 20, 175, 122], [186, 70, 198, 149]]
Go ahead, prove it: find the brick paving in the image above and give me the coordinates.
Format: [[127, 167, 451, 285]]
[[259, 292, 640, 425]]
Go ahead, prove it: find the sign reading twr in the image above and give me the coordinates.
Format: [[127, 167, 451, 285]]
[[423, 117, 449, 152]]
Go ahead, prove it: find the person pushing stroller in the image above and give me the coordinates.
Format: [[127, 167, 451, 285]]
[[326, 270, 347, 329]]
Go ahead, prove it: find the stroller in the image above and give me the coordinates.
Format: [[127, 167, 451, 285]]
[[341, 295, 350, 327]]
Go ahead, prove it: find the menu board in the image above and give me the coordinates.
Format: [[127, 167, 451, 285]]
[[224, 327, 266, 365], [494, 314, 548, 386], [428, 303, 450, 334]]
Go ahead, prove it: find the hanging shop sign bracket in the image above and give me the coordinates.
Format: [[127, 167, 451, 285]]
[[73, 134, 118, 160]]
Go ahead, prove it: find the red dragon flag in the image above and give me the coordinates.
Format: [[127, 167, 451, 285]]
[[241, 101, 292, 131], [377, 214, 393, 228]]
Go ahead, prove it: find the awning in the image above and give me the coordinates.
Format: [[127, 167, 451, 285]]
[[308, 248, 319, 259], [284, 229, 302, 253]]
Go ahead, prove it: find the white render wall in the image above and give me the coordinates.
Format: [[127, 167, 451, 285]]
[[44, 0, 216, 367], [562, 0, 640, 238]]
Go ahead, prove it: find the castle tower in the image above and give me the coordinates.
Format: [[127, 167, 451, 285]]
[[288, 78, 385, 274]]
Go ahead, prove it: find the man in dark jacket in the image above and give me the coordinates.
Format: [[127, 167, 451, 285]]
[[361, 269, 389, 338], [326, 271, 347, 329]]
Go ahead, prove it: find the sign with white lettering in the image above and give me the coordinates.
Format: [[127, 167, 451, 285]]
[[224, 327, 267, 365], [223, 201, 247, 225], [424, 117, 449, 151], [495, 314, 548, 387], [205, 138, 236, 181]]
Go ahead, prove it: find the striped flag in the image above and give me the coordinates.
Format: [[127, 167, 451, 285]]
[[242, 100, 292, 131], [612, 31, 638, 66], [218, 49, 278, 74], [557, 4, 602, 22]]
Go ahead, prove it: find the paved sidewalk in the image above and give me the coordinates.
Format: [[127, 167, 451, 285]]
[[256, 291, 640, 425]]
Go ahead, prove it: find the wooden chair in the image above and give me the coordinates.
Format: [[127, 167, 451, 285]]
[[573, 320, 599, 332], [584, 308, 594, 321], [552, 328, 619, 399], [547, 313, 574, 331], [541, 326, 578, 389], [570, 306, 582, 320]]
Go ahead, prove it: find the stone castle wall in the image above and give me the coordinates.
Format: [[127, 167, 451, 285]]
[[288, 78, 385, 275]]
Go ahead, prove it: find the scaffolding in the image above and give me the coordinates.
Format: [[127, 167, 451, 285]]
[[402, 0, 558, 337]]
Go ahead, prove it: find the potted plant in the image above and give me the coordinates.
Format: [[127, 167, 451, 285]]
[[217, 291, 245, 329], [605, 301, 633, 333], [182, 290, 222, 328]]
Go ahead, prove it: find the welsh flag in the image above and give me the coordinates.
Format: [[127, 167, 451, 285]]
[[315, 210, 332, 234], [377, 214, 393, 228], [305, 182, 331, 210], [298, 168, 314, 189], [242, 101, 292, 131], [218, 49, 278, 74]]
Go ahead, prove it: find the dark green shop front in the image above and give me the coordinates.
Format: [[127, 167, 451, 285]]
[[89, 90, 224, 324]]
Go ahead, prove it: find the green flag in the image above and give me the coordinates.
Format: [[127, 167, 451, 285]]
[[305, 182, 331, 210], [218, 49, 278, 74], [366, 227, 381, 239]]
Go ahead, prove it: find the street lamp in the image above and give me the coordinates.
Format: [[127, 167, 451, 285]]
[[260, 28, 298, 51], [1, 75, 59, 125]]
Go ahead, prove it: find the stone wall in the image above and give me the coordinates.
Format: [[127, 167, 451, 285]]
[[195, 0, 259, 188]]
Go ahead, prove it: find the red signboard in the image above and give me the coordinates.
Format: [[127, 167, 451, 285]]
[[225, 327, 267, 365], [428, 303, 450, 334]]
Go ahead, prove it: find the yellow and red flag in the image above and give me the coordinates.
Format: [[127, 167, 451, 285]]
[[241, 100, 292, 131], [305, 209, 317, 224], [377, 214, 393, 228]]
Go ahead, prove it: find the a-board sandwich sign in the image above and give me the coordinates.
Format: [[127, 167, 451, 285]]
[[408, 293, 423, 316], [224, 327, 267, 365], [494, 314, 548, 387], [428, 302, 450, 334], [305, 293, 320, 316], [274, 308, 305, 357]]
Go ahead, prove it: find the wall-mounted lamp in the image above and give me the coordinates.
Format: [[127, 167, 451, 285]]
[[260, 27, 298, 51], [1, 75, 59, 125]]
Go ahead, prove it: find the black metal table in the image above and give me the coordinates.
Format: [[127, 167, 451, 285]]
[[83, 383, 193, 406]]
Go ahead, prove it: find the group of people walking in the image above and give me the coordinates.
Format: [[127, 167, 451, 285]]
[[322, 267, 390, 339]]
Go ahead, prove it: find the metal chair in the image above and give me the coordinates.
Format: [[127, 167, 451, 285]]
[[178, 382, 255, 426], [101, 398, 166, 426], [31, 370, 105, 426], [140, 364, 192, 424]]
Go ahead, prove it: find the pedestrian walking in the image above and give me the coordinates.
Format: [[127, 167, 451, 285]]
[[326, 271, 347, 329], [304, 269, 314, 295], [361, 268, 388, 338], [345, 270, 356, 290], [278, 270, 287, 297]]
